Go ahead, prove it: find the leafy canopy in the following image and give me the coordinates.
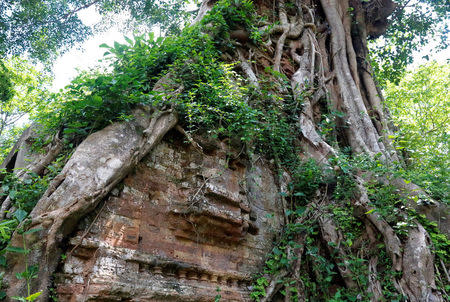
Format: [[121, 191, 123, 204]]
[[385, 61, 449, 202], [1, 0, 448, 68], [370, 0, 449, 86], [0, 57, 51, 160], [0, 0, 193, 62]]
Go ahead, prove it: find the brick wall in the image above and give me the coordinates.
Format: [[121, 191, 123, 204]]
[[55, 136, 283, 301]]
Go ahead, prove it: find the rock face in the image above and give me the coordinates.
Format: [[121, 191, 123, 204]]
[[55, 134, 283, 301]]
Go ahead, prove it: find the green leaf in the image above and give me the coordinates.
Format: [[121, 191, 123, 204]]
[[14, 209, 28, 222], [0, 219, 16, 227], [6, 246, 27, 254], [124, 36, 133, 45], [23, 227, 43, 235], [364, 209, 375, 215], [295, 207, 306, 216], [273, 246, 282, 255], [15, 271, 25, 280], [91, 95, 102, 105], [114, 41, 124, 50], [26, 292, 42, 301], [8, 190, 17, 199]]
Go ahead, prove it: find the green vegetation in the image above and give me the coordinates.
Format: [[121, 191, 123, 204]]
[[385, 62, 449, 203], [0, 1, 270, 295], [250, 148, 450, 301], [0, 157, 66, 298], [3, 0, 271, 157], [0, 0, 448, 300], [0, 0, 193, 62], [0, 172, 49, 299], [369, 0, 449, 86], [0, 57, 52, 161], [0, 61, 13, 104], [9, 228, 43, 302]]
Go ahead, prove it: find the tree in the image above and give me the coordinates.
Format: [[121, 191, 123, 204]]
[[0, 57, 51, 161], [369, 0, 450, 86], [0, 0, 192, 62], [385, 61, 449, 202], [0, 61, 13, 104], [0, 0, 448, 301]]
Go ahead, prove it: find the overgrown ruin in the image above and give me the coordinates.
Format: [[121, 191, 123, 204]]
[[0, 0, 448, 301]]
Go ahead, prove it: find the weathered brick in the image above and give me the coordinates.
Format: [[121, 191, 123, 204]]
[[56, 140, 283, 301]]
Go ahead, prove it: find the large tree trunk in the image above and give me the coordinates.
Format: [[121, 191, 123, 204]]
[[1, 0, 448, 301]]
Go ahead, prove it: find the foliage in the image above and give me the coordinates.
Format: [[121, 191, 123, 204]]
[[0, 0, 193, 62], [0, 57, 52, 161], [0, 0, 448, 300], [369, 0, 449, 86], [201, 0, 261, 44], [0, 167, 59, 252], [214, 287, 222, 302], [0, 163, 64, 299], [414, 212, 450, 264], [1, 172, 49, 215], [0, 193, 40, 299], [250, 149, 448, 301], [28, 0, 273, 155], [367, 183, 407, 227], [0, 60, 13, 104], [33, 31, 185, 145], [8, 228, 43, 302], [25, 22, 243, 148], [0, 219, 17, 249], [376, 248, 404, 302], [0, 155, 64, 253], [384, 62, 449, 203], [250, 159, 329, 301], [0, 126, 27, 164]]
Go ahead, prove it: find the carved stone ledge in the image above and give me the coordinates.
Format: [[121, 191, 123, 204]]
[[55, 140, 283, 301]]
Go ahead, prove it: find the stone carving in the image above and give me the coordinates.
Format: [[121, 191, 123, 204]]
[[55, 135, 283, 301]]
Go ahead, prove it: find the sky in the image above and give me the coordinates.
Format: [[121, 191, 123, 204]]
[[51, 5, 450, 91], [51, 3, 197, 91], [52, 7, 131, 90]]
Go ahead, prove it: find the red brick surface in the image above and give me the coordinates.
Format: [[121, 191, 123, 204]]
[[55, 139, 283, 301]]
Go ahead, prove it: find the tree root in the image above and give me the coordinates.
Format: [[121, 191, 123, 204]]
[[238, 49, 260, 89], [4, 108, 178, 300], [319, 215, 358, 289], [399, 224, 443, 302], [248, 1, 448, 300], [175, 125, 203, 153], [0, 133, 64, 219], [260, 270, 288, 302], [1, 1, 448, 301], [273, 0, 291, 73]]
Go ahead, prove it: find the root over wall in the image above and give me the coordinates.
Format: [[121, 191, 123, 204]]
[[0, 0, 448, 301]]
